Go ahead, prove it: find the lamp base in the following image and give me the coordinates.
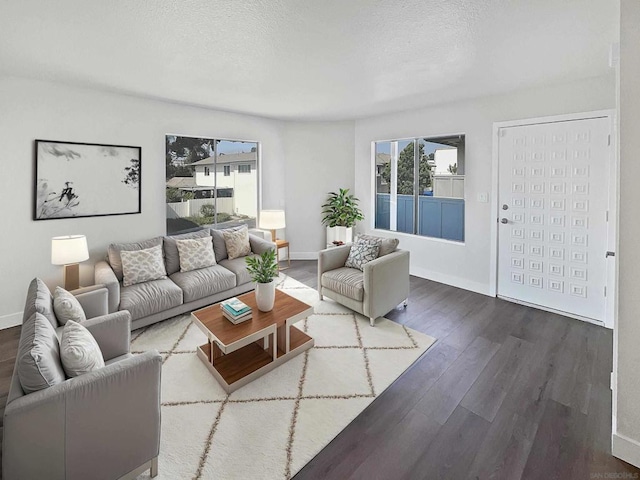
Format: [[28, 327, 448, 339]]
[[270, 229, 277, 242], [63, 263, 80, 291]]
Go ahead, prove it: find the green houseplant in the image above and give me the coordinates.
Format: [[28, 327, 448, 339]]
[[321, 188, 364, 245], [245, 249, 278, 311]]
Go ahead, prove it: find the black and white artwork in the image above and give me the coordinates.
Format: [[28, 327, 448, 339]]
[[34, 140, 141, 220]]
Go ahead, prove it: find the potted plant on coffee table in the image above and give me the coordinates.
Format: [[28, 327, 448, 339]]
[[321, 188, 364, 246], [245, 249, 279, 312]]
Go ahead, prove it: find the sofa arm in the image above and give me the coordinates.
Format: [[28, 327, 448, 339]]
[[72, 287, 109, 319], [318, 245, 351, 292], [362, 250, 410, 319], [95, 260, 120, 313], [3, 351, 162, 480], [250, 234, 275, 255], [83, 310, 132, 361]]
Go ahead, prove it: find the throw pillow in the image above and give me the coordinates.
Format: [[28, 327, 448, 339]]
[[60, 320, 105, 377], [107, 237, 163, 281], [120, 244, 167, 287], [163, 229, 211, 275], [53, 286, 86, 325], [345, 236, 382, 271], [357, 234, 399, 257], [23, 277, 57, 328], [222, 225, 251, 260], [211, 225, 247, 262], [176, 236, 217, 272], [17, 312, 66, 394]]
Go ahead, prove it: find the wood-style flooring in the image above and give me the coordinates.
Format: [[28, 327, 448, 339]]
[[286, 260, 640, 480], [0, 261, 638, 479]]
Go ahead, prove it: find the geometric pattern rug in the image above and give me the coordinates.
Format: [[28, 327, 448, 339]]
[[134, 274, 435, 480]]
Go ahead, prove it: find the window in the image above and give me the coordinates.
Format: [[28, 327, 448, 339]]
[[374, 135, 465, 242], [238, 164, 251, 174], [165, 136, 258, 234]]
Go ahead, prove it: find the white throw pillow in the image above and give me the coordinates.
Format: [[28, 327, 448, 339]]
[[120, 244, 167, 287], [60, 320, 105, 377], [222, 225, 251, 260], [53, 286, 86, 325], [176, 236, 217, 272], [345, 236, 382, 271]]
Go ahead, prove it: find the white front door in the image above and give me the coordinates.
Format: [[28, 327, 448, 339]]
[[497, 117, 611, 322]]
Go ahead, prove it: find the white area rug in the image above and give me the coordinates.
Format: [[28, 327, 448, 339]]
[[134, 274, 435, 480]]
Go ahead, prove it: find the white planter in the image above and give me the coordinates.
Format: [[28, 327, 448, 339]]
[[255, 280, 276, 312], [326, 226, 353, 246]]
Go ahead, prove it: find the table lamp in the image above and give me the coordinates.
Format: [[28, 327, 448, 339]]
[[51, 235, 89, 291], [259, 210, 286, 242]]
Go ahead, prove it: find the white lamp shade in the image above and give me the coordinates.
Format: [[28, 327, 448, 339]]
[[259, 210, 286, 230], [51, 235, 89, 265]]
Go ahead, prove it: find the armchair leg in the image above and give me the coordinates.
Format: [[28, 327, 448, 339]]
[[319, 293, 324, 301], [370, 317, 376, 327], [151, 456, 158, 478]]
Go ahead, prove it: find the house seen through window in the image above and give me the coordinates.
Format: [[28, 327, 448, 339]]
[[165, 136, 258, 234], [375, 135, 465, 242]]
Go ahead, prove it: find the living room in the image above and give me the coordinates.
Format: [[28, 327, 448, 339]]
[[2, 1, 640, 479]]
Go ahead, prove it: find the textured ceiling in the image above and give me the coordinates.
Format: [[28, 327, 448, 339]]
[[0, 0, 618, 120]]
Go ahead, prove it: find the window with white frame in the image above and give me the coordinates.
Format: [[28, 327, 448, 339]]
[[374, 135, 465, 242], [223, 165, 230, 176], [238, 164, 251, 174]]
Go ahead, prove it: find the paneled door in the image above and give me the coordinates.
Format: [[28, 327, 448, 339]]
[[497, 117, 611, 322]]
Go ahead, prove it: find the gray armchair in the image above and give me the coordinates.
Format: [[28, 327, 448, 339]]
[[3, 279, 162, 480], [318, 244, 410, 326]]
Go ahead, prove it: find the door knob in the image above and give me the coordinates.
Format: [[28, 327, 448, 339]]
[[500, 218, 508, 224], [502, 204, 509, 210]]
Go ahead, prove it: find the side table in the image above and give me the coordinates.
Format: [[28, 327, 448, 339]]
[[275, 239, 291, 270]]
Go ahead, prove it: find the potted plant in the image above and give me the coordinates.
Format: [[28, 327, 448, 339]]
[[321, 188, 364, 245], [245, 249, 279, 311]]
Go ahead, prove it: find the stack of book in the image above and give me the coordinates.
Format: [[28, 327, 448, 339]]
[[220, 298, 252, 324]]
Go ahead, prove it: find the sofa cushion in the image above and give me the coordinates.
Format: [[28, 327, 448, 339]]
[[177, 236, 217, 272], [170, 265, 236, 303], [345, 236, 381, 271], [223, 225, 251, 260], [107, 236, 164, 281], [163, 229, 211, 275], [357, 234, 399, 257], [23, 278, 57, 328], [17, 312, 66, 394], [53, 286, 86, 325], [219, 254, 258, 286], [321, 267, 365, 302], [60, 320, 105, 378], [120, 244, 167, 287], [211, 226, 247, 262], [119, 278, 183, 321]]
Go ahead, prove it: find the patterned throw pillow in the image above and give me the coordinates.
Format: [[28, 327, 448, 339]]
[[345, 237, 382, 271], [53, 286, 86, 325], [60, 320, 105, 377], [222, 225, 251, 260], [176, 236, 217, 272], [120, 244, 167, 287], [356, 234, 399, 257]]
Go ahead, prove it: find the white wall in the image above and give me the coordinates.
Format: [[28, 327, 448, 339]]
[[613, 0, 640, 467], [354, 75, 616, 294], [0, 76, 286, 328], [282, 121, 355, 258]]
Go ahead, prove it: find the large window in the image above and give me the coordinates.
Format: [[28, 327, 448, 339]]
[[375, 135, 465, 242], [165, 135, 258, 234]]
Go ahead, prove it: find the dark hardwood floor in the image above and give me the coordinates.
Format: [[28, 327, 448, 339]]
[[0, 261, 637, 479], [287, 260, 640, 480]]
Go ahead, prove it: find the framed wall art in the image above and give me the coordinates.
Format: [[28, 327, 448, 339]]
[[34, 139, 141, 220]]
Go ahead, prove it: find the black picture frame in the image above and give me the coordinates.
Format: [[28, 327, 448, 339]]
[[33, 139, 142, 220]]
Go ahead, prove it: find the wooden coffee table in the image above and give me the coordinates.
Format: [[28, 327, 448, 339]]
[[191, 289, 314, 393]]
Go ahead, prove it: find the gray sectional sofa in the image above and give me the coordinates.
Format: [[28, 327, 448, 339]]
[[95, 228, 275, 330]]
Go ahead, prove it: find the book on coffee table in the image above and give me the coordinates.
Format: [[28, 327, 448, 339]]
[[221, 309, 252, 325], [221, 298, 251, 316]]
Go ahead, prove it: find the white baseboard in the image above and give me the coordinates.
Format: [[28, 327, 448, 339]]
[[290, 252, 319, 260], [0, 311, 22, 330], [613, 432, 640, 468], [409, 266, 491, 296]]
